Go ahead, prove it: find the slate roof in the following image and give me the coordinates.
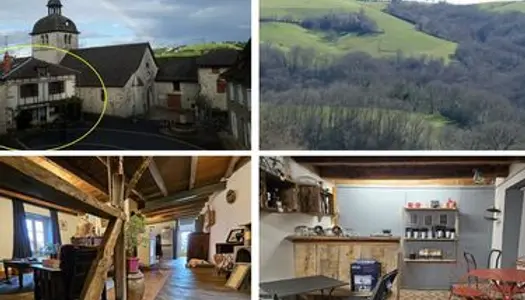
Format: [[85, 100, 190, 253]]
[[1, 57, 79, 80], [196, 48, 240, 68], [60, 43, 154, 88], [220, 40, 251, 87], [31, 14, 79, 35], [156, 56, 198, 82]]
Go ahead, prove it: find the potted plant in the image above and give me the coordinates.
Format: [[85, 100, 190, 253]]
[[125, 212, 147, 273]]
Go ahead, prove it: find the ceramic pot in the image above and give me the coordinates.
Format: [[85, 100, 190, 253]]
[[127, 257, 140, 274], [127, 271, 145, 300]]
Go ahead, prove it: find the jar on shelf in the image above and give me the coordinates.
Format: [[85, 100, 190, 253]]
[[405, 227, 413, 239]]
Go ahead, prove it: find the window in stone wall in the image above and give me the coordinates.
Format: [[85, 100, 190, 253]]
[[49, 81, 65, 95]]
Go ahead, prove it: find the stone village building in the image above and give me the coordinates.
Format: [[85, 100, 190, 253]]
[[0, 0, 246, 147]]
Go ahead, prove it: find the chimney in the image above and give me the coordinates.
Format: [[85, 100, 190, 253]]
[[2, 51, 12, 75]]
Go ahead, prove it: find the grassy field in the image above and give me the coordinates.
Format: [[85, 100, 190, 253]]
[[154, 43, 242, 57], [260, 0, 457, 59], [477, 1, 525, 13]]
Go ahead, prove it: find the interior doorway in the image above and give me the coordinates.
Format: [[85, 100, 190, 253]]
[[177, 218, 195, 259]]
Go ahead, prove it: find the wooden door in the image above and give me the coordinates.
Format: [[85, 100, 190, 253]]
[[167, 94, 182, 110]]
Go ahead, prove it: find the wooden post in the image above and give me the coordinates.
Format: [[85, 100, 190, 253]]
[[113, 171, 127, 300], [80, 217, 123, 300]]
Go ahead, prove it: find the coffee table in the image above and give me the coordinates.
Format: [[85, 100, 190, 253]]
[[3, 259, 42, 289]]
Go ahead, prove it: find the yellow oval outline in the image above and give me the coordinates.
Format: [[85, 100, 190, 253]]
[[0, 43, 107, 150]]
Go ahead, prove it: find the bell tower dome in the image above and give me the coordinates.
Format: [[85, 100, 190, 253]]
[[30, 0, 80, 64]]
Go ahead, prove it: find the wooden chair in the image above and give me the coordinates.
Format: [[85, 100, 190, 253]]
[[345, 269, 398, 300]]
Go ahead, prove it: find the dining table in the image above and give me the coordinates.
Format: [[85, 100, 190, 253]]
[[468, 268, 525, 300]]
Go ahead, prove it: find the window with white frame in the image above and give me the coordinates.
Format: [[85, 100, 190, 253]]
[[25, 213, 51, 255]]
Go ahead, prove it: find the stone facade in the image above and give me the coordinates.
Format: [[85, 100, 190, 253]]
[[155, 82, 200, 110], [32, 31, 79, 65], [198, 68, 228, 111], [227, 82, 251, 149]]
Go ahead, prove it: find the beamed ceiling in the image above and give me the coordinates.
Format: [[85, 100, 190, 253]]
[[0, 156, 249, 223], [291, 156, 525, 180]]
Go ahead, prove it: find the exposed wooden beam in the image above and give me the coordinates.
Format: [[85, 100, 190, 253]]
[[319, 165, 509, 179], [30, 157, 109, 202], [143, 200, 207, 217], [224, 157, 241, 179], [150, 207, 203, 220], [189, 157, 198, 189], [0, 157, 123, 219], [124, 157, 153, 199], [81, 218, 123, 300], [292, 156, 522, 166], [148, 160, 168, 197], [143, 182, 226, 213], [0, 188, 79, 215], [111, 161, 127, 300], [96, 157, 146, 202], [146, 209, 202, 224], [334, 178, 497, 186]]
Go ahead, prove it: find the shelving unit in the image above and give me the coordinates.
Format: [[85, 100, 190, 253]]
[[401, 205, 460, 264], [260, 169, 334, 218]]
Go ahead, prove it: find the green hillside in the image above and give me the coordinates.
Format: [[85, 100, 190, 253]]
[[260, 0, 457, 59], [155, 42, 242, 58], [478, 1, 525, 13]]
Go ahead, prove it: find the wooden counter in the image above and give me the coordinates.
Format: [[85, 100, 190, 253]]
[[287, 235, 401, 299]]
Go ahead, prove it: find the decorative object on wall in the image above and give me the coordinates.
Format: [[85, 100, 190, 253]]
[[473, 169, 484, 184], [226, 190, 236, 204], [484, 206, 502, 221], [225, 263, 251, 290], [59, 219, 68, 231], [203, 204, 216, 231], [226, 228, 245, 243], [74, 214, 96, 237]]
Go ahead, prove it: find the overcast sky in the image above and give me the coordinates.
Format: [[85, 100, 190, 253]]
[[0, 0, 250, 53]]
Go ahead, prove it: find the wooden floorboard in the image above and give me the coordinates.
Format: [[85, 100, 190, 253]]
[[0, 258, 249, 300]]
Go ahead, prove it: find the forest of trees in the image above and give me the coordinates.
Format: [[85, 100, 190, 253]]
[[261, 10, 381, 35], [261, 3, 525, 150]]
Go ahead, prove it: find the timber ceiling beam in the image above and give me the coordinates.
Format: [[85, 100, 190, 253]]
[[0, 157, 123, 219], [124, 157, 153, 199], [0, 188, 79, 215], [143, 200, 207, 217], [224, 156, 241, 179], [148, 159, 168, 197], [189, 157, 198, 189], [96, 157, 146, 202], [292, 156, 523, 166], [30, 157, 109, 202], [146, 209, 202, 224], [319, 165, 510, 179], [143, 182, 226, 213]]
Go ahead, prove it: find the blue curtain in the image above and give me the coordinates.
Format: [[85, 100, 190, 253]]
[[50, 209, 62, 245], [12, 200, 32, 259]]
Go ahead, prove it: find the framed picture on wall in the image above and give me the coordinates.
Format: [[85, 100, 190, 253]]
[[226, 228, 245, 243]]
